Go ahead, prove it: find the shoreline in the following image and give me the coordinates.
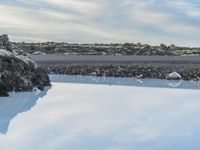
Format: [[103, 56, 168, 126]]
[[49, 75, 200, 90], [35, 64, 200, 81], [30, 55, 200, 81]]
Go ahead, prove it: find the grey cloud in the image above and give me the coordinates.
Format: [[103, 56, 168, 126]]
[[0, 0, 200, 46]]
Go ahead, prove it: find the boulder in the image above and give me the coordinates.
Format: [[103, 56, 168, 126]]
[[0, 34, 11, 51], [0, 49, 50, 96], [166, 72, 182, 80], [168, 44, 177, 50], [160, 43, 168, 50]]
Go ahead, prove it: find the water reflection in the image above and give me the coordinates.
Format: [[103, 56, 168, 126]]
[[0, 87, 50, 134], [50, 75, 200, 90], [0, 76, 200, 150]]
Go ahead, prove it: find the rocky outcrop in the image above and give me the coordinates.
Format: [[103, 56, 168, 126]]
[[0, 49, 50, 96], [0, 34, 11, 51]]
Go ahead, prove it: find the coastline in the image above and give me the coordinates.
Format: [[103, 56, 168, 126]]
[[31, 55, 200, 81]]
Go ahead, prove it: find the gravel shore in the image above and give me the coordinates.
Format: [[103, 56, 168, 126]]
[[36, 63, 200, 81], [30, 55, 200, 81]]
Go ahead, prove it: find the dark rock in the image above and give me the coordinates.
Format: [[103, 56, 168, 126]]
[[168, 44, 177, 50], [160, 43, 167, 50], [0, 82, 9, 97], [0, 49, 50, 97], [0, 34, 12, 51]]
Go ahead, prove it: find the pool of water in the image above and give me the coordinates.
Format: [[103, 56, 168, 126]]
[[0, 75, 200, 150]]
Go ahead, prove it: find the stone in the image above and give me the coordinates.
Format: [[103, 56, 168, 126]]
[[0, 49, 50, 96], [166, 72, 182, 80], [0, 34, 11, 51], [160, 43, 168, 50], [168, 44, 176, 50]]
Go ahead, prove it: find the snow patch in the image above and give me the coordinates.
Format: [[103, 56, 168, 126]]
[[0, 49, 37, 68]]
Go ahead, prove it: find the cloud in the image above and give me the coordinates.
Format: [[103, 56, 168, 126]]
[[0, 0, 200, 46]]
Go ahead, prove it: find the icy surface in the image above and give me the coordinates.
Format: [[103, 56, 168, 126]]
[[0, 75, 200, 150]]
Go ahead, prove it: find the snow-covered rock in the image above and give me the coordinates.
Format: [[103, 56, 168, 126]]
[[32, 51, 46, 55], [166, 72, 182, 80], [0, 49, 50, 96]]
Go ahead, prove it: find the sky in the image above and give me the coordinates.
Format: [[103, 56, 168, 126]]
[[0, 0, 200, 46]]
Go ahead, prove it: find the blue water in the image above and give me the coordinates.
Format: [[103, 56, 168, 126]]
[[0, 75, 200, 150]]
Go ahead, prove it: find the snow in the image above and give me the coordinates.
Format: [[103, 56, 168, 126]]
[[0, 49, 13, 57], [0, 49, 37, 68]]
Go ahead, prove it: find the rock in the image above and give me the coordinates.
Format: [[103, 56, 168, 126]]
[[32, 51, 46, 55], [166, 72, 182, 80], [0, 82, 9, 96], [160, 43, 168, 50], [0, 49, 50, 96], [90, 72, 97, 76], [168, 44, 176, 50], [0, 34, 11, 51], [135, 74, 143, 79]]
